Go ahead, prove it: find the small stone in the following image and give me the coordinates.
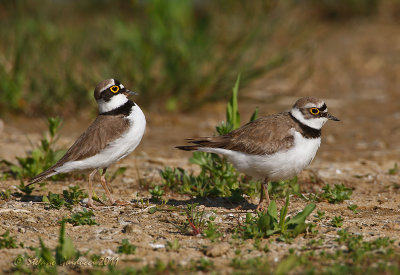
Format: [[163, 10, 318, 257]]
[[205, 243, 230, 257], [18, 227, 26, 233]]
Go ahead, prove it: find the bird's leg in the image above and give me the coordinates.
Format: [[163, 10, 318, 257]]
[[99, 168, 116, 205], [87, 169, 100, 210], [256, 177, 270, 211]]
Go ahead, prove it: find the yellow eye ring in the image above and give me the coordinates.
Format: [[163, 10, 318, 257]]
[[310, 108, 319, 115], [110, 85, 119, 93]]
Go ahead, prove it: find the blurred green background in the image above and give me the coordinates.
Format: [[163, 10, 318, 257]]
[[0, 0, 382, 116]]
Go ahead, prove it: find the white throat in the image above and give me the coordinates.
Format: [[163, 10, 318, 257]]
[[290, 108, 327, 130], [97, 94, 128, 113]]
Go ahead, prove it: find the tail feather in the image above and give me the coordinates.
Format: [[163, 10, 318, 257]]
[[177, 137, 222, 151], [27, 169, 58, 186], [175, 145, 199, 151]]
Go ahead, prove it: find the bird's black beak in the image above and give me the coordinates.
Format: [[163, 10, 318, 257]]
[[326, 112, 340, 121], [124, 90, 138, 96]]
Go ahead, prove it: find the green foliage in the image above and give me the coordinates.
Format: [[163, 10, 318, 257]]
[[203, 216, 223, 241], [1, 116, 65, 181], [16, 180, 35, 196], [43, 185, 87, 210], [331, 216, 344, 228], [336, 229, 394, 262], [161, 76, 259, 199], [268, 177, 303, 199], [28, 222, 79, 268], [194, 258, 214, 272], [239, 194, 316, 241], [42, 192, 66, 210], [176, 203, 206, 236], [0, 230, 18, 249], [104, 167, 127, 183], [0, 1, 281, 115], [216, 75, 241, 135], [117, 239, 137, 255], [348, 204, 359, 214], [314, 210, 326, 222], [149, 185, 164, 201], [55, 221, 79, 265], [62, 185, 87, 205], [388, 163, 398, 175], [319, 183, 352, 203], [62, 209, 98, 226], [0, 189, 12, 200], [166, 239, 181, 252]]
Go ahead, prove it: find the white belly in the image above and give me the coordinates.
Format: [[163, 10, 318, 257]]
[[56, 105, 146, 172], [200, 131, 320, 181]]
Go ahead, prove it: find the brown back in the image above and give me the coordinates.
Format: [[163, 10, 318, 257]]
[[52, 114, 130, 168], [185, 112, 318, 155]]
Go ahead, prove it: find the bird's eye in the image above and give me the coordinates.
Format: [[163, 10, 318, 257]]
[[310, 108, 319, 115], [110, 85, 119, 93]]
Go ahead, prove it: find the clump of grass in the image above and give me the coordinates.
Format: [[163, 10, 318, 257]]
[[14, 222, 79, 270], [1, 117, 65, 182], [0, 189, 12, 200], [62, 185, 87, 205], [319, 183, 352, 203], [62, 209, 98, 226], [388, 163, 398, 175], [166, 240, 181, 252], [348, 204, 359, 214], [174, 203, 221, 240], [0, 230, 18, 249], [42, 185, 87, 210], [117, 239, 136, 255], [331, 216, 344, 228], [149, 185, 165, 201], [42, 192, 66, 210], [161, 76, 259, 199], [238, 194, 316, 242]]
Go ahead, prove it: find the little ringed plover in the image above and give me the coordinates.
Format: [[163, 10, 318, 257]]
[[177, 97, 339, 210], [28, 78, 146, 209]]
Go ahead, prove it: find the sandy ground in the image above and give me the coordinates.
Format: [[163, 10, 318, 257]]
[[1, 13, 400, 274]]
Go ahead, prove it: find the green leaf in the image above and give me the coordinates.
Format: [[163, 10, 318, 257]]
[[267, 200, 278, 220], [39, 238, 55, 264], [279, 193, 290, 232], [286, 203, 316, 226], [249, 107, 259, 122]]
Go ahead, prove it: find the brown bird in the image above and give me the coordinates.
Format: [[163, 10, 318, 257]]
[[177, 97, 339, 210], [28, 79, 146, 208]]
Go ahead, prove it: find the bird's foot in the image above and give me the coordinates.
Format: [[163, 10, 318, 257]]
[[87, 200, 101, 210]]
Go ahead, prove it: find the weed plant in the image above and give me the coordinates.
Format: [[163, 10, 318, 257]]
[[13, 222, 79, 273], [117, 239, 136, 255], [1, 117, 65, 181], [319, 183, 352, 203], [62, 209, 98, 226], [42, 185, 87, 210], [0, 230, 18, 249], [237, 194, 316, 242], [161, 76, 260, 199]]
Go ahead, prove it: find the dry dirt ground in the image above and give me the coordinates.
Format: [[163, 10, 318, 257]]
[[1, 15, 400, 274]]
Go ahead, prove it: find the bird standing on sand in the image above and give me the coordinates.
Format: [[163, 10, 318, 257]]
[[177, 97, 339, 210], [29, 79, 146, 209]]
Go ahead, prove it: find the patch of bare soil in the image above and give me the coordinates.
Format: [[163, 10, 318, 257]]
[[1, 15, 400, 274]]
